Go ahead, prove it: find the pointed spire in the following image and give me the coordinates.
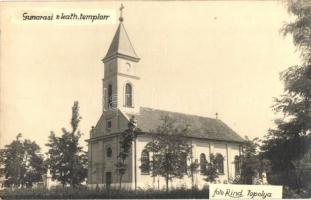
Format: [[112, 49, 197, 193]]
[[102, 4, 140, 63]]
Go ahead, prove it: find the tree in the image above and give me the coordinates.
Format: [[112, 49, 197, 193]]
[[46, 101, 88, 187], [203, 154, 220, 183], [238, 137, 261, 184], [142, 116, 191, 192], [0, 134, 46, 188], [261, 0, 311, 189], [116, 116, 138, 190], [188, 150, 199, 190]]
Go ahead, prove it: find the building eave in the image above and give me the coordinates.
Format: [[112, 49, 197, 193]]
[[102, 53, 140, 63], [136, 131, 245, 144], [86, 132, 121, 143]]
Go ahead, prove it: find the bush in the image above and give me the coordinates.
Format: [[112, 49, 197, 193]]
[[283, 186, 311, 199], [0, 187, 209, 199]]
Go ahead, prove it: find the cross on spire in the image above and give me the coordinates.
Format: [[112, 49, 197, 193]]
[[119, 4, 124, 22]]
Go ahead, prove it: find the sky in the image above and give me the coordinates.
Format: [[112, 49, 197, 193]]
[[0, 1, 300, 151]]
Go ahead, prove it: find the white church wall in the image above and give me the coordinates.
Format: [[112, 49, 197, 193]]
[[210, 142, 229, 182], [135, 136, 155, 189], [89, 134, 241, 189], [117, 58, 138, 77], [134, 136, 241, 190], [227, 144, 240, 179], [191, 139, 211, 189]]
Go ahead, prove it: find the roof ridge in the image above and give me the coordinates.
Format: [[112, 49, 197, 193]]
[[105, 24, 121, 58], [140, 106, 218, 121], [114, 24, 121, 54]]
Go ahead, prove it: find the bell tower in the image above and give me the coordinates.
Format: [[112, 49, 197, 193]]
[[102, 4, 140, 114]]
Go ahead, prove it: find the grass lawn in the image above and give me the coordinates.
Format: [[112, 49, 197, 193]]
[[0, 187, 209, 199]]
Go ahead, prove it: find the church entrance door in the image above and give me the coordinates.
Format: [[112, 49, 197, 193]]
[[105, 172, 112, 190]]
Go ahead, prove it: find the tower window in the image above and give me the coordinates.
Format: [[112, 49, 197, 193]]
[[125, 83, 132, 107], [107, 120, 112, 131], [108, 84, 112, 109], [107, 147, 112, 158]]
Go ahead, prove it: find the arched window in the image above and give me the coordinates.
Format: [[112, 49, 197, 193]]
[[140, 150, 150, 174], [125, 83, 132, 107], [215, 154, 224, 174], [234, 155, 241, 175], [200, 153, 207, 173], [108, 84, 112, 109], [107, 147, 112, 158]]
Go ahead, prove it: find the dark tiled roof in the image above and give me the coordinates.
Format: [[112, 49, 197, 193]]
[[128, 107, 244, 143]]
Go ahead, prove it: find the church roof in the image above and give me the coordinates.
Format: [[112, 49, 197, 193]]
[[103, 22, 140, 62], [129, 107, 245, 143]]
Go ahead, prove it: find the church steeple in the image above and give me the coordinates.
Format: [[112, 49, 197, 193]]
[[101, 4, 140, 113], [102, 5, 140, 63]]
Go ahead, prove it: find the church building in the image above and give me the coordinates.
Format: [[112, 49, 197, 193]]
[[87, 7, 244, 190]]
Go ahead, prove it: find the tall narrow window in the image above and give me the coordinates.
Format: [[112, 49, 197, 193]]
[[108, 84, 112, 109], [103, 88, 107, 111], [106, 120, 112, 131], [234, 155, 241, 175], [181, 153, 188, 173], [125, 83, 132, 107], [140, 150, 150, 174], [107, 147, 112, 158], [200, 153, 207, 173], [215, 154, 224, 174]]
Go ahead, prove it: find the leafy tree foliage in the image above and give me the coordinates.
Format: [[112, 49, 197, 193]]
[[45, 101, 88, 187], [116, 116, 138, 190], [238, 137, 261, 184], [261, 0, 311, 189], [0, 134, 46, 188], [203, 153, 221, 183], [142, 116, 191, 192], [188, 150, 199, 190]]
